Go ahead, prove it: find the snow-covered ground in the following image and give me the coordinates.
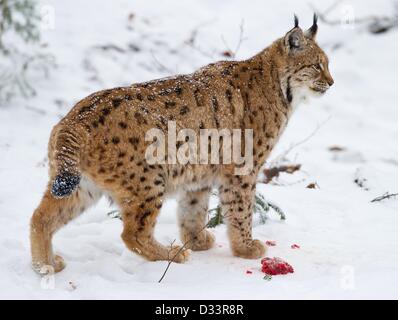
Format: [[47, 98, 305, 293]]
[[1, 0, 398, 299]]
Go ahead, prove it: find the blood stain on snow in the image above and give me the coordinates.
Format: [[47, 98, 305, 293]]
[[265, 240, 276, 246], [68, 281, 77, 291]]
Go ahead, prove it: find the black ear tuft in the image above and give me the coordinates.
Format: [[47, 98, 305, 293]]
[[294, 14, 299, 28], [305, 13, 318, 39], [313, 13, 318, 26]]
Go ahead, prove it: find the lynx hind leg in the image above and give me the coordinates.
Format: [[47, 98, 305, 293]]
[[177, 188, 215, 251], [119, 185, 190, 263], [30, 177, 101, 274]]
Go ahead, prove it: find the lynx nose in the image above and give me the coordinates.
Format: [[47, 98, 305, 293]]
[[327, 77, 334, 87]]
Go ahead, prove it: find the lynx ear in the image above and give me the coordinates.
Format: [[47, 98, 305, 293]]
[[305, 13, 318, 40], [284, 15, 306, 52]]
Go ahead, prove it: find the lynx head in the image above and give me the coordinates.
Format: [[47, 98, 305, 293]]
[[279, 14, 334, 105]]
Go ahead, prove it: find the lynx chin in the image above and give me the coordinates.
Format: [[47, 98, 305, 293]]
[[30, 14, 333, 274]]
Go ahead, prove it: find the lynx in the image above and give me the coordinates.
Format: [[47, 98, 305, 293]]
[[30, 15, 333, 274]]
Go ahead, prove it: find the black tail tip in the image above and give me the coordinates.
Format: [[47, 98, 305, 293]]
[[51, 172, 80, 198]]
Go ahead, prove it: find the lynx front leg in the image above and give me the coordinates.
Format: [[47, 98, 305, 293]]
[[177, 188, 215, 251], [219, 176, 265, 259]]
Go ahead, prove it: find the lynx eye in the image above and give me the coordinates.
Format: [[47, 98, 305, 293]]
[[312, 64, 321, 72]]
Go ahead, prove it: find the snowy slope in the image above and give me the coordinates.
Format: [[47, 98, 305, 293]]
[[0, 0, 398, 299]]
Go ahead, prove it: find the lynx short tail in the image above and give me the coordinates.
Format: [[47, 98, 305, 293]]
[[50, 125, 85, 198]]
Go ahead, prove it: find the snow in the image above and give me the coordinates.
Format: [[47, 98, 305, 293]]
[[1, 0, 398, 299]]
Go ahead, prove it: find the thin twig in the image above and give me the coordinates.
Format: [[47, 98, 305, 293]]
[[150, 50, 175, 74], [268, 116, 331, 167], [183, 19, 217, 59], [187, 43, 215, 59], [233, 20, 246, 58], [221, 20, 246, 60], [158, 220, 211, 283]]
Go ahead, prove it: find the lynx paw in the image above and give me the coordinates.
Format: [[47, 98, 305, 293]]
[[232, 239, 266, 259], [168, 246, 191, 263], [183, 230, 215, 251], [33, 254, 66, 275]]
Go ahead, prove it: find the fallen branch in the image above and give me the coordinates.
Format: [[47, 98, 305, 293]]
[[371, 192, 398, 203], [263, 164, 301, 184], [93, 44, 126, 53]]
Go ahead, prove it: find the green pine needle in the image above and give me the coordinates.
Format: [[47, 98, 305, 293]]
[[263, 274, 272, 281]]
